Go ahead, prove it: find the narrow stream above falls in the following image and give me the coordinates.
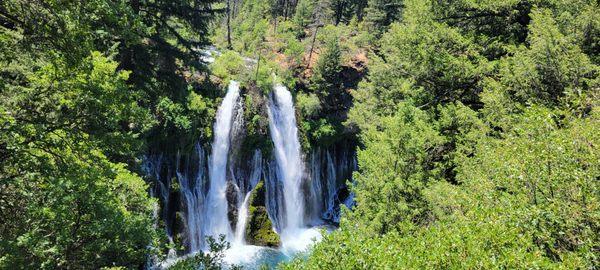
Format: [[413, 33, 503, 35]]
[[144, 80, 356, 269]]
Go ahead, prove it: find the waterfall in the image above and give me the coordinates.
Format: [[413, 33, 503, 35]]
[[176, 144, 208, 252], [307, 147, 357, 225], [267, 84, 305, 232], [267, 83, 324, 253], [233, 192, 252, 245], [146, 79, 358, 268], [203, 80, 241, 245]]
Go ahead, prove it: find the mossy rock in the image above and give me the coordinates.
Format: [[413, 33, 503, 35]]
[[173, 211, 187, 253], [244, 180, 280, 247], [248, 180, 266, 207], [240, 83, 273, 158]]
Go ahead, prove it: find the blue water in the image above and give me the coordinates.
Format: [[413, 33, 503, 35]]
[[223, 227, 324, 269], [223, 245, 291, 269]]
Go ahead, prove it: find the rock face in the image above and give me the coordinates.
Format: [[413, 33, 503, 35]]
[[245, 180, 280, 247], [226, 181, 239, 230]]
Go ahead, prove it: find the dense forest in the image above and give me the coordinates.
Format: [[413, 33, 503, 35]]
[[0, 0, 598, 269]]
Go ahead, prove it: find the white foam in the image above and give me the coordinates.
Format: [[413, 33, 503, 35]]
[[280, 228, 323, 256]]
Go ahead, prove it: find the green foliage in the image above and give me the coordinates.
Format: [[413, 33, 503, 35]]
[[311, 35, 343, 98], [224, 0, 272, 54], [273, 21, 306, 67], [351, 103, 444, 234], [211, 50, 246, 83], [429, 0, 532, 58], [157, 97, 192, 130], [347, 0, 488, 135], [331, 0, 368, 25], [495, 9, 598, 107], [241, 88, 272, 157], [383, 0, 488, 106], [0, 0, 222, 268], [167, 235, 237, 270], [364, 0, 403, 36], [301, 118, 344, 147], [296, 92, 322, 118], [286, 105, 600, 270], [570, 4, 600, 64], [0, 47, 159, 268], [284, 0, 600, 268], [456, 107, 600, 267], [187, 91, 216, 140], [293, 0, 316, 31], [435, 102, 487, 181]]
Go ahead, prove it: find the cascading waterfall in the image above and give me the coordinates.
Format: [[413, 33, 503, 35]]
[[203, 80, 241, 245], [147, 79, 357, 268], [267, 84, 305, 231], [267, 83, 322, 253], [176, 144, 208, 252], [233, 192, 252, 245], [307, 147, 357, 224]]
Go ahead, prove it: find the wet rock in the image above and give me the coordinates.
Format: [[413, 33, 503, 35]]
[[226, 181, 239, 230], [173, 211, 187, 254]]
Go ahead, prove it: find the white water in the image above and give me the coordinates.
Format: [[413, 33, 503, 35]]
[[268, 84, 305, 232], [178, 145, 209, 252], [203, 80, 241, 245], [267, 84, 322, 253], [307, 148, 357, 224], [233, 192, 252, 245]]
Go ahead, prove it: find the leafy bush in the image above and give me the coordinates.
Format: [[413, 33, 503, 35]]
[[167, 235, 240, 270], [296, 92, 322, 118], [211, 50, 246, 83]]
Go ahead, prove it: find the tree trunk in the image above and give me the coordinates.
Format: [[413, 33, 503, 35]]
[[226, 0, 232, 49], [255, 54, 261, 82], [307, 26, 319, 69]]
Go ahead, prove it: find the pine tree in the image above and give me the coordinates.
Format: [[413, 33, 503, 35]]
[[311, 36, 343, 105], [364, 0, 403, 35]]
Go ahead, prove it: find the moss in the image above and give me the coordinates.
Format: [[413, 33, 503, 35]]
[[173, 211, 187, 253], [248, 180, 266, 206], [240, 83, 273, 158], [170, 178, 180, 192], [244, 180, 280, 247]]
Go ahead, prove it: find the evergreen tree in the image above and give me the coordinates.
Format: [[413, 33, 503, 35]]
[[331, 0, 365, 25], [0, 0, 220, 268], [294, 0, 315, 30], [364, 0, 403, 35], [311, 36, 343, 105], [284, 0, 600, 269]]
